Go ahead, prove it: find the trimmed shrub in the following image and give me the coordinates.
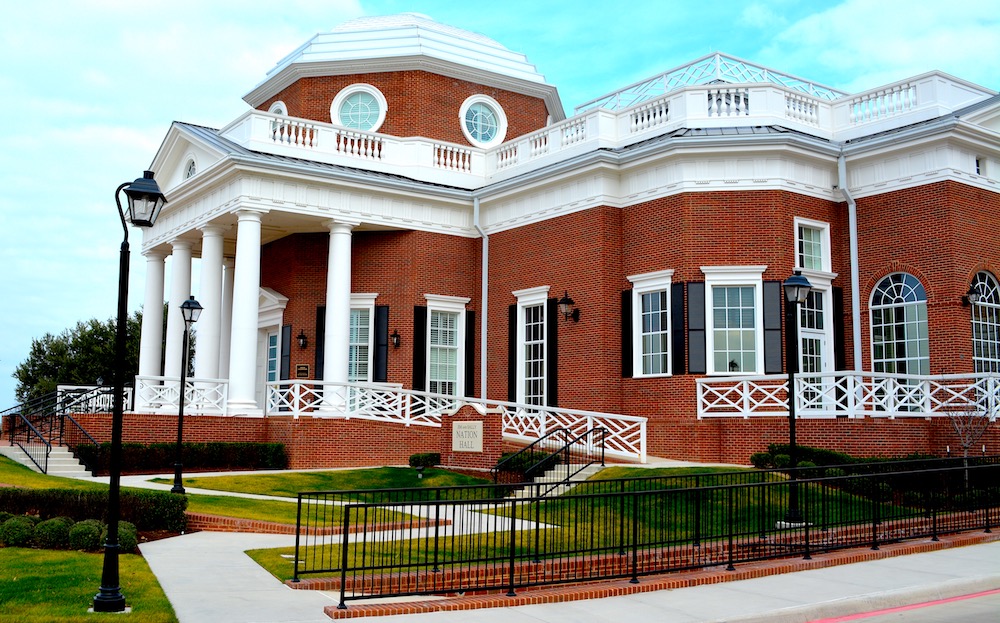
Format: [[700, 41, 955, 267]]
[[33, 517, 73, 549], [772, 454, 791, 469], [102, 521, 138, 553], [0, 487, 186, 531], [76, 441, 288, 475], [749, 452, 772, 469], [69, 519, 103, 551], [409, 453, 441, 468], [0, 511, 12, 524], [0, 515, 36, 547]]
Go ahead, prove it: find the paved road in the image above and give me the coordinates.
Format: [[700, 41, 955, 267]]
[[814, 589, 1000, 622]]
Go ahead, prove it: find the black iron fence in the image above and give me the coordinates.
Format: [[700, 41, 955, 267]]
[[292, 459, 1000, 609]]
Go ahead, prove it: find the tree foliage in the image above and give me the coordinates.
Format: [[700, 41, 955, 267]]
[[13, 312, 143, 403]]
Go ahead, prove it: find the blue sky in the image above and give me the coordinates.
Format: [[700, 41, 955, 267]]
[[0, 0, 997, 406]]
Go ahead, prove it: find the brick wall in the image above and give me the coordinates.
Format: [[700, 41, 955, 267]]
[[259, 71, 551, 147]]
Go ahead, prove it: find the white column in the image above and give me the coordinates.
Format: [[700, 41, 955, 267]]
[[138, 251, 166, 378], [195, 225, 226, 380], [163, 240, 193, 379], [218, 257, 235, 380], [227, 209, 266, 414], [322, 219, 358, 409]]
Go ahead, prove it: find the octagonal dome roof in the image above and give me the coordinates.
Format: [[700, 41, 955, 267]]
[[244, 13, 556, 110]]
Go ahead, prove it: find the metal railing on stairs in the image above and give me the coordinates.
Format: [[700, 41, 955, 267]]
[[492, 427, 606, 496], [1, 387, 107, 473]]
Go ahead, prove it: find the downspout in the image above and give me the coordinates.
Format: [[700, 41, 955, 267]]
[[838, 152, 863, 372], [473, 197, 488, 400]]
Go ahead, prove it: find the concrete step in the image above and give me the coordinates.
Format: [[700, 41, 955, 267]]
[[0, 444, 91, 476], [510, 463, 606, 499]]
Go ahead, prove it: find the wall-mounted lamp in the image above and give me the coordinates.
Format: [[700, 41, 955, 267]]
[[557, 291, 580, 322], [297, 330, 308, 349], [962, 283, 984, 306], [391, 330, 401, 348]]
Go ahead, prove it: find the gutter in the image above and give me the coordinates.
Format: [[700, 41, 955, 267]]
[[838, 152, 863, 371], [473, 197, 488, 400]]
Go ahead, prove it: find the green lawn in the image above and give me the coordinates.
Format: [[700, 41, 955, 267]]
[[161, 466, 491, 498], [0, 548, 177, 623]]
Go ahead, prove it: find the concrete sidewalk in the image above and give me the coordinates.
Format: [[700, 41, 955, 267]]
[[139, 531, 1000, 623]]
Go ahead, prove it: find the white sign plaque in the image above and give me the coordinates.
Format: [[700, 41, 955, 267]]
[[452, 421, 483, 453]]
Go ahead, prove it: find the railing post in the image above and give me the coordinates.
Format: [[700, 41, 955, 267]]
[[693, 475, 702, 547], [432, 489, 441, 572], [507, 498, 518, 597], [533, 482, 542, 563], [726, 486, 736, 571], [337, 504, 351, 610], [630, 490, 640, 583], [292, 495, 304, 582], [802, 483, 812, 560], [870, 476, 880, 551], [618, 480, 627, 555]]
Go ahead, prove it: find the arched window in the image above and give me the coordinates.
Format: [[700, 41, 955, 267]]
[[184, 159, 197, 179], [971, 271, 1000, 373], [870, 273, 929, 375]]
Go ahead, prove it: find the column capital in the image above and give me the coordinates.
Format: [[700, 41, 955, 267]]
[[170, 238, 194, 251], [143, 250, 167, 261], [199, 223, 230, 237], [231, 207, 269, 222], [324, 219, 360, 233]]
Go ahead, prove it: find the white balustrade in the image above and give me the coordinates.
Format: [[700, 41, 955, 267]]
[[698, 372, 1000, 420], [264, 380, 647, 462], [219, 72, 990, 189], [134, 375, 229, 415]]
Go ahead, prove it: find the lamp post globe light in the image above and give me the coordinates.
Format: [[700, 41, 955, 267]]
[[94, 171, 166, 613], [171, 296, 203, 495], [781, 270, 813, 526]]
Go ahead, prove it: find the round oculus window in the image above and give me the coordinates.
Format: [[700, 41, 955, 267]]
[[459, 95, 507, 147], [340, 92, 380, 131]]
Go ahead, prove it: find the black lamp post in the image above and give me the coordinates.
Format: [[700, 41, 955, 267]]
[[171, 296, 202, 495], [94, 171, 166, 613], [782, 270, 813, 525]]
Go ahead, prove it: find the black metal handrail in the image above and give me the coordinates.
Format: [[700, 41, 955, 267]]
[[491, 427, 606, 487], [292, 460, 1000, 607], [6, 412, 51, 473]]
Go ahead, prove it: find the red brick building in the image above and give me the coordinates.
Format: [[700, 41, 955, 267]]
[[131, 14, 1000, 466]]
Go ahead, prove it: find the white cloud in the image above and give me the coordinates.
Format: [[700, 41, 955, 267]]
[[757, 0, 999, 92]]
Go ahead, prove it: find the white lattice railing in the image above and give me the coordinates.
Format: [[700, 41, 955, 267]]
[[697, 372, 1000, 420], [134, 376, 228, 415], [56, 385, 134, 413], [265, 380, 647, 462]]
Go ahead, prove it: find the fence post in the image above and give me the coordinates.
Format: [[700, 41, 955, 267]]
[[618, 480, 626, 555], [432, 489, 441, 572], [802, 483, 812, 560], [533, 482, 542, 563], [630, 490, 640, 584], [507, 498, 518, 597], [693, 475, 701, 547], [292, 495, 304, 583], [870, 477, 880, 551], [726, 486, 736, 571], [337, 505, 352, 610]]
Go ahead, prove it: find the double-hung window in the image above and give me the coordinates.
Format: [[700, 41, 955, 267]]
[[628, 270, 674, 376], [513, 286, 549, 405], [424, 295, 469, 397], [348, 294, 377, 382], [703, 266, 765, 374]]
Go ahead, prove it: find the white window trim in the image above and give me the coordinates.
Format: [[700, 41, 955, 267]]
[[794, 217, 832, 273], [868, 273, 930, 376], [349, 293, 377, 382], [702, 266, 766, 375], [268, 100, 288, 115], [424, 294, 471, 397], [459, 94, 508, 148], [797, 269, 838, 374], [513, 286, 549, 404], [331, 84, 388, 132], [627, 269, 674, 378]]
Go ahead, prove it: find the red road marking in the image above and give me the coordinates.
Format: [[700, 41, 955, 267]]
[[810, 588, 1000, 622]]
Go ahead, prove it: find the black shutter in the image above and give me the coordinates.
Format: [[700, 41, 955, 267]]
[[315, 306, 325, 380], [279, 325, 292, 380], [464, 310, 476, 397], [621, 290, 633, 378], [546, 297, 558, 407], [508, 304, 517, 402], [687, 282, 706, 374], [412, 306, 427, 390], [763, 280, 783, 374], [833, 287, 847, 371], [374, 305, 389, 383], [671, 282, 686, 375]]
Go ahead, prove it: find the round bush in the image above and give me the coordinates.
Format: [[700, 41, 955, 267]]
[[0, 516, 37, 547], [749, 452, 772, 469], [772, 454, 791, 469], [33, 517, 73, 549], [69, 519, 104, 551], [101, 521, 138, 554]]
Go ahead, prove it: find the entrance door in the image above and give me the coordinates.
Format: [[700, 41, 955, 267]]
[[255, 330, 279, 411]]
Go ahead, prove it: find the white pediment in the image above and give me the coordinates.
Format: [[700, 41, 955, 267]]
[[149, 123, 232, 195]]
